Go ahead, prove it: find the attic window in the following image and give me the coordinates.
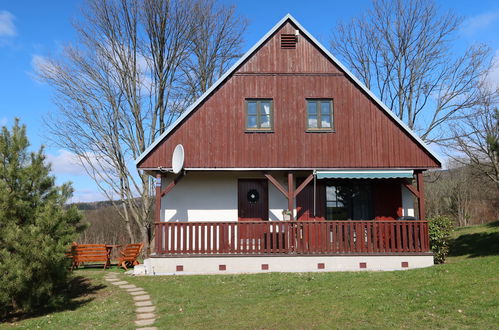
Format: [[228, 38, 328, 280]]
[[281, 34, 297, 49]]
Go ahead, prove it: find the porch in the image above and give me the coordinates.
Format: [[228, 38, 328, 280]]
[[140, 170, 433, 274], [154, 220, 430, 256]]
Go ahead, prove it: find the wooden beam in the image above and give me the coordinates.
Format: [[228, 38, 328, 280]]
[[160, 172, 185, 197], [288, 172, 294, 221], [294, 173, 314, 197], [403, 182, 420, 198], [264, 173, 289, 198], [416, 170, 425, 220]]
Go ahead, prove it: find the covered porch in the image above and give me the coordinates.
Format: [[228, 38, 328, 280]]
[[152, 169, 429, 257]]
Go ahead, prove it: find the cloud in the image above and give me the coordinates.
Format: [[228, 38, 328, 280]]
[[45, 149, 86, 176], [31, 54, 51, 72], [0, 117, 7, 126], [46, 149, 116, 177], [462, 10, 499, 35], [0, 10, 16, 37], [484, 49, 499, 91]]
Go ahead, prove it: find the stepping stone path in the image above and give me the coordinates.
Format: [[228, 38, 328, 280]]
[[104, 272, 158, 330]]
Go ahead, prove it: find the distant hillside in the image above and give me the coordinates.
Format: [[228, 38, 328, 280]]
[[71, 200, 116, 211]]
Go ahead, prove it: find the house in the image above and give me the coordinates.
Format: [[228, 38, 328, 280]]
[[134, 14, 441, 275]]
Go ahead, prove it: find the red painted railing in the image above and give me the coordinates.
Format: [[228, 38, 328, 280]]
[[154, 221, 430, 256]]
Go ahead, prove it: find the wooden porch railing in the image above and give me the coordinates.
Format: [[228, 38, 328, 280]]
[[154, 221, 430, 256]]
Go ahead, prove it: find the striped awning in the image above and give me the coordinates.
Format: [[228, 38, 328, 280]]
[[316, 170, 414, 179]]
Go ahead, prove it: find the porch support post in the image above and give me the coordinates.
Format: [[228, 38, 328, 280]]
[[264, 172, 298, 221], [416, 170, 425, 220], [154, 173, 162, 255], [288, 172, 295, 221], [155, 173, 162, 223]]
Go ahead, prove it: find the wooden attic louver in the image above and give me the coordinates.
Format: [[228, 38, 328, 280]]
[[281, 33, 297, 49]]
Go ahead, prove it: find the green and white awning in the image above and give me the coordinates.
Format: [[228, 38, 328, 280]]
[[316, 170, 413, 179]]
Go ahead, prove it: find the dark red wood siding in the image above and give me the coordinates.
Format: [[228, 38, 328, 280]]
[[138, 21, 440, 169]]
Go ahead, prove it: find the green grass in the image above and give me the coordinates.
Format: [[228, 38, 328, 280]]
[[0, 269, 135, 329], [3, 222, 498, 329]]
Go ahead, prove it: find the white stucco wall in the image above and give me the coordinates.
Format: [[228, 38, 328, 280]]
[[161, 172, 290, 222], [401, 184, 415, 217]]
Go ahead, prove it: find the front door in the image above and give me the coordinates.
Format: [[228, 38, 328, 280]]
[[238, 179, 268, 221]]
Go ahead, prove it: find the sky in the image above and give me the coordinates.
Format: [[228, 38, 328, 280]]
[[1, 0, 498, 202]]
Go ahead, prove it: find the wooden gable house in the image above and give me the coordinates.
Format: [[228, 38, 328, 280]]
[[135, 14, 440, 275]]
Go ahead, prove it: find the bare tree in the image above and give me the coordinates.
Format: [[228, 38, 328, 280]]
[[37, 0, 247, 253], [330, 0, 497, 143], [444, 90, 499, 189], [182, 0, 248, 100]]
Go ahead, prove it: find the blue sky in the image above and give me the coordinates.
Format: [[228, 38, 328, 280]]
[[1, 0, 498, 202]]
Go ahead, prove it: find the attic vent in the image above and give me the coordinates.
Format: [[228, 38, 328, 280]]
[[281, 34, 297, 49]]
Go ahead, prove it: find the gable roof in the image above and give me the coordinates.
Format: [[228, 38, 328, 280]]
[[135, 14, 442, 166]]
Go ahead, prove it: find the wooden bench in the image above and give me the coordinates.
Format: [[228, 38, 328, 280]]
[[71, 244, 110, 270], [117, 243, 144, 270]]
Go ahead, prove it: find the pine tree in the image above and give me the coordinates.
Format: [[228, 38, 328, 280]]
[[0, 119, 83, 317]]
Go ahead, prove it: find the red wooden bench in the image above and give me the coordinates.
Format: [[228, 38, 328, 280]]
[[71, 244, 110, 270], [117, 243, 144, 270]]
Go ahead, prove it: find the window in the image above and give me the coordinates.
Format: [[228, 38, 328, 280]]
[[306, 99, 333, 130], [246, 99, 273, 131], [325, 181, 373, 220]]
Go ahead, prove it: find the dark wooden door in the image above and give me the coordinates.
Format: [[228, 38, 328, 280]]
[[238, 179, 269, 221]]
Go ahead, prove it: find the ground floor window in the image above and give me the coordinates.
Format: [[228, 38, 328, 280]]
[[325, 181, 373, 220]]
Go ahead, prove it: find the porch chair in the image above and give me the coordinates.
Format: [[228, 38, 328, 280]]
[[117, 243, 144, 270]]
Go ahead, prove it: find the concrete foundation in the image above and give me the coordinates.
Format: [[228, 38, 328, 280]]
[[136, 254, 434, 275]]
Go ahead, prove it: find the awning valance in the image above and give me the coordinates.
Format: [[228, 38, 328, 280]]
[[316, 170, 413, 179]]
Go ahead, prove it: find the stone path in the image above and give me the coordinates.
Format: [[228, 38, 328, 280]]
[[104, 272, 157, 329]]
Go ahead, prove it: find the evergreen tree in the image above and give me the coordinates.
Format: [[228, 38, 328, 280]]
[[0, 120, 83, 317]]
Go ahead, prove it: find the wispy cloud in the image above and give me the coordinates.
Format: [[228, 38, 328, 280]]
[[0, 117, 7, 126], [45, 149, 86, 176], [485, 49, 499, 91], [0, 10, 16, 37], [31, 54, 51, 72], [462, 9, 499, 35]]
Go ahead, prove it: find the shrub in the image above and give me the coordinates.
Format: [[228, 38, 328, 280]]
[[428, 216, 454, 264], [0, 120, 83, 318]]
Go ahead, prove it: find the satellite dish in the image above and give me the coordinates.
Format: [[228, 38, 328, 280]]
[[171, 144, 184, 174]]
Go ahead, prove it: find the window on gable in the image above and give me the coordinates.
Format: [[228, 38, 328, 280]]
[[306, 99, 333, 131], [246, 99, 273, 131]]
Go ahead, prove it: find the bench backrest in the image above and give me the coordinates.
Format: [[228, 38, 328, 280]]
[[72, 244, 109, 262], [121, 243, 144, 259]]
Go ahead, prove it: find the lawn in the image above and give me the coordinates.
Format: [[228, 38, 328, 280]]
[[2, 221, 498, 329], [0, 270, 135, 329]]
